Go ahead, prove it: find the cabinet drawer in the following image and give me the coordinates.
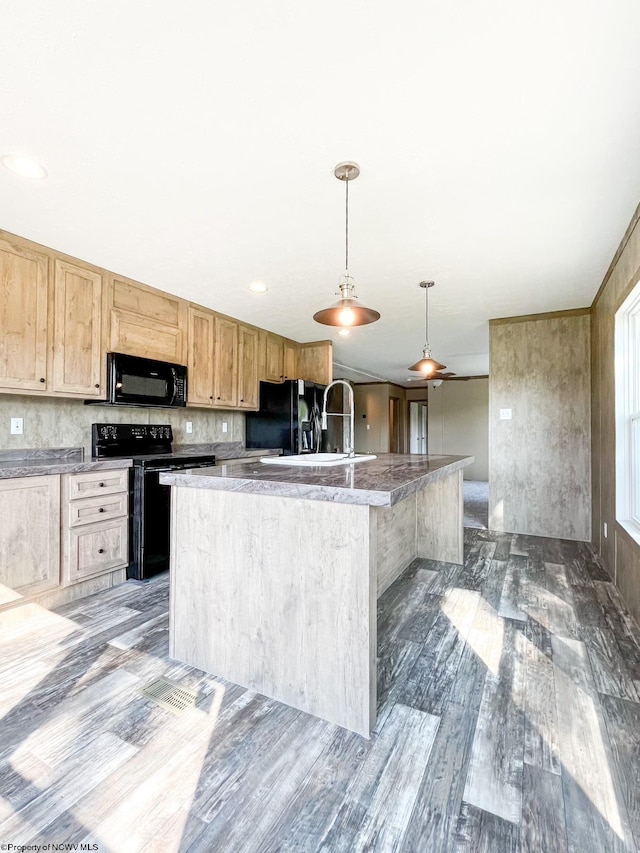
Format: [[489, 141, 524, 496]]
[[65, 518, 128, 583], [68, 492, 128, 527], [68, 468, 129, 499]]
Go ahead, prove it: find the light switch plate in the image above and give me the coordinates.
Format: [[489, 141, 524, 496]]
[[185, 422, 193, 434], [222, 422, 228, 433], [10, 417, 23, 435], [499, 408, 512, 420]]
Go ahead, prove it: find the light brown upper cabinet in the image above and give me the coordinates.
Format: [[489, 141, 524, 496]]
[[264, 332, 284, 382], [187, 305, 215, 406], [213, 316, 238, 408], [299, 341, 333, 386], [52, 260, 103, 397], [0, 237, 49, 392], [283, 340, 299, 381], [237, 324, 259, 409], [105, 276, 188, 365]]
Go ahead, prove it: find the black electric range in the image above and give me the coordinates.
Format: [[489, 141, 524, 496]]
[[92, 424, 216, 580]]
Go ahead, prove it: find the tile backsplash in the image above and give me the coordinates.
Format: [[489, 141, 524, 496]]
[[0, 394, 245, 456]]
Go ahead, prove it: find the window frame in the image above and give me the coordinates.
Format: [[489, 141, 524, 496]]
[[616, 281, 640, 542]]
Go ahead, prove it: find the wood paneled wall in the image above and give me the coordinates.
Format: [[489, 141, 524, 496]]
[[428, 378, 489, 480], [489, 310, 591, 540], [591, 203, 640, 623]]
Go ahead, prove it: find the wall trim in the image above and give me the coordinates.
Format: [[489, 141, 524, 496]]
[[490, 307, 590, 326], [592, 201, 640, 309]]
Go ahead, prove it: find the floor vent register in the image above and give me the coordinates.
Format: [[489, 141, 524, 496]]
[[140, 676, 199, 715]]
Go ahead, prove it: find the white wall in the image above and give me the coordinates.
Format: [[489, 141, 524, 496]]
[[427, 379, 488, 480]]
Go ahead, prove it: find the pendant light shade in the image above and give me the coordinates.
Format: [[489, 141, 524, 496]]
[[408, 281, 446, 376], [407, 355, 447, 375], [313, 162, 381, 328]]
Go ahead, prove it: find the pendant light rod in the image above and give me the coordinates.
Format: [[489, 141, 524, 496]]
[[313, 161, 381, 328], [345, 176, 349, 273], [421, 280, 433, 348]]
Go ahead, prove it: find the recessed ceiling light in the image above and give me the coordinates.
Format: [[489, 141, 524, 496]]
[[1, 154, 48, 180], [338, 329, 351, 337], [248, 282, 268, 293]]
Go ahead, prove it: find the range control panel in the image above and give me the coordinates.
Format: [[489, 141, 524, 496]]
[[92, 423, 174, 458]]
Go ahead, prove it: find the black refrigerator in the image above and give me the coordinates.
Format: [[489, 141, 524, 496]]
[[245, 379, 344, 455]]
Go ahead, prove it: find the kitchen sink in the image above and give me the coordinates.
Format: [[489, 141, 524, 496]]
[[260, 453, 377, 467]]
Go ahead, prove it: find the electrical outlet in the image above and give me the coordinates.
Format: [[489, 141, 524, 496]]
[[222, 422, 228, 433], [185, 422, 193, 434], [499, 408, 512, 420], [366, 424, 371, 430], [604, 522, 608, 539], [10, 417, 23, 435]]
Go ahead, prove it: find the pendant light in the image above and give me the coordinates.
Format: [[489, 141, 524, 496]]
[[408, 281, 446, 375], [313, 162, 381, 327]]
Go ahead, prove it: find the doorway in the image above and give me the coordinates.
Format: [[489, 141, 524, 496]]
[[409, 401, 428, 454], [389, 397, 401, 453]]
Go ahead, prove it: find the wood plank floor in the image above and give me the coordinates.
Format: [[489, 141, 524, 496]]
[[1, 529, 640, 852]]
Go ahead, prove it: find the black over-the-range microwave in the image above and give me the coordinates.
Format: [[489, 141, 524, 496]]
[[86, 352, 188, 407]]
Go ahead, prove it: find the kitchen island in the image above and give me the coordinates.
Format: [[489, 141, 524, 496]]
[[161, 453, 473, 736]]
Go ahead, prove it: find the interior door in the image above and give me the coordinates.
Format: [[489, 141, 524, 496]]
[[409, 401, 428, 454], [389, 397, 401, 453]]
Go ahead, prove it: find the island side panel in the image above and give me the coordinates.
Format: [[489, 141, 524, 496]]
[[169, 486, 377, 737], [415, 469, 464, 564], [374, 496, 417, 597]]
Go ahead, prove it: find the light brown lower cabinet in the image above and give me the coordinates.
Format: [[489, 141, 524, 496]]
[[0, 469, 131, 609], [62, 469, 129, 585], [0, 475, 61, 604]]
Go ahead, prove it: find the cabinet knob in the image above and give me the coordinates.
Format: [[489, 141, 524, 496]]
[[98, 548, 105, 554], [98, 482, 105, 487], [99, 507, 105, 513], [240, 398, 244, 402], [209, 395, 213, 400], [217, 396, 221, 400], [94, 383, 100, 389], [40, 377, 45, 383]]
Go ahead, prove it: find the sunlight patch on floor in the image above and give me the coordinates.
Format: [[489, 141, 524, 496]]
[[85, 681, 226, 852]]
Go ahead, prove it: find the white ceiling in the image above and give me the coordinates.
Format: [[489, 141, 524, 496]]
[[2, 1, 640, 384]]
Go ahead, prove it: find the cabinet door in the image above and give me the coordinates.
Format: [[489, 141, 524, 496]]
[[187, 306, 215, 406], [213, 316, 238, 408], [283, 340, 299, 380], [265, 333, 284, 382], [237, 325, 258, 409], [106, 276, 187, 364], [0, 238, 49, 391], [52, 259, 103, 396], [0, 476, 60, 604], [299, 341, 333, 385]]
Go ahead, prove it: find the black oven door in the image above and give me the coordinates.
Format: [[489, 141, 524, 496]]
[[107, 352, 186, 407]]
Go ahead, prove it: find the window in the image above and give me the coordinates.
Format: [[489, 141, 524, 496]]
[[616, 281, 640, 540]]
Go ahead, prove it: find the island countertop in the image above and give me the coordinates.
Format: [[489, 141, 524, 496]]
[[160, 452, 474, 507]]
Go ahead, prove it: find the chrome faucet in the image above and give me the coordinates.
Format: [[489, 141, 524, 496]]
[[321, 379, 355, 458]]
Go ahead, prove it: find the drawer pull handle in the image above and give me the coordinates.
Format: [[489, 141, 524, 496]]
[[99, 507, 105, 513], [98, 548, 105, 554]]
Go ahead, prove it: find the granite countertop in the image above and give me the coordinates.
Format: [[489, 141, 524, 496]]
[[0, 444, 278, 479], [0, 448, 132, 479], [160, 453, 474, 507]]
